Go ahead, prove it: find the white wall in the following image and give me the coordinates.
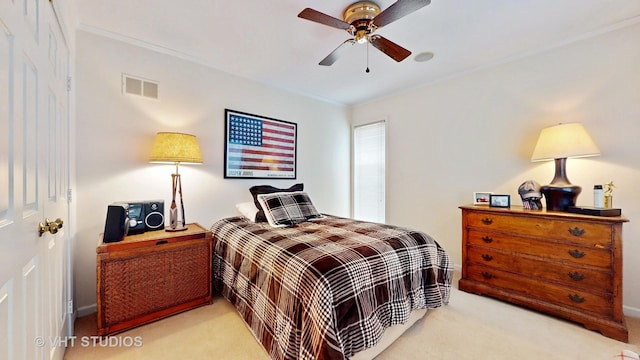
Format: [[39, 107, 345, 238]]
[[352, 24, 640, 314], [73, 31, 350, 311], [74, 21, 640, 316]]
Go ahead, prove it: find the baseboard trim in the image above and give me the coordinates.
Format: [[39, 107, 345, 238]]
[[624, 305, 640, 318], [77, 304, 97, 318]]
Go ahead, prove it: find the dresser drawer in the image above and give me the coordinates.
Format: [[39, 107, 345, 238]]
[[466, 246, 612, 292], [466, 264, 612, 317], [466, 212, 612, 249], [467, 230, 612, 268]]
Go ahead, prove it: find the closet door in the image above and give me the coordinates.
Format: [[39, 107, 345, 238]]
[[0, 0, 70, 359]]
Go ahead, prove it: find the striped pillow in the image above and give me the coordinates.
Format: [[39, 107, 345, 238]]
[[257, 191, 322, 227]]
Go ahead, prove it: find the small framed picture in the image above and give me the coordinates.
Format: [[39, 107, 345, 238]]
[[489, 194, 511, 208], [474, 192, 493, 205]]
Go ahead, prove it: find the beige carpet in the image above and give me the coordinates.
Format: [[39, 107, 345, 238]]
[[65, 273, 640, 359]]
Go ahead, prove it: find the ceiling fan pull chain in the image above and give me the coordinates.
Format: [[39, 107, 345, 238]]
[[365, 41, 370, 73]]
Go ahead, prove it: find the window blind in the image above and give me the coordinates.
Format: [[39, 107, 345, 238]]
[[353, 121, 385, 223]]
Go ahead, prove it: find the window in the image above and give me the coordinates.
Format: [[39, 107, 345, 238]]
[[353, 121, 385, 223]]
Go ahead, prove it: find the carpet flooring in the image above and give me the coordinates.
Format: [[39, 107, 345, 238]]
[[64, 272, 640, 359]]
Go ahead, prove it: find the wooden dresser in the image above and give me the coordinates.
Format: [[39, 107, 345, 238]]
[[459, 205, 629, 342], [97, 223, 213, 336]]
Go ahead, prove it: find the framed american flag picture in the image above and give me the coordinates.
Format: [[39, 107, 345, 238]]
[[224, 109, 297, 179]]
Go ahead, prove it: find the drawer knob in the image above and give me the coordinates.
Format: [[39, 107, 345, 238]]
[[156, 240, 169, 245], [568, 272, 586, 281], [481, 236, 493, 244], [481, 254, 493, 262], [568, 294, 586, 303], [481, 272, 493, 279], [568, 227, 586, 237], [568, 249, 586, 258], [481, 218, 493, 225]]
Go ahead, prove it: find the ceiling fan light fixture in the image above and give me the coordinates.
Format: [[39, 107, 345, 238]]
[[414, 51, 434, 62], [355, 30, 369, 43]]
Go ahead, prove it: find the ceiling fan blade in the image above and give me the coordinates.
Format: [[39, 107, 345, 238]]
[[369, 35, 411, 62], [372, 0, 430, 28], [319, 39, 356, 66], [298, 8, 351, 30]]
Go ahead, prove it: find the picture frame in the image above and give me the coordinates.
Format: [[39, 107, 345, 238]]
[[224, 109, 297, 179], [489, 194, 511, 208], [473, 192, 493, 205]]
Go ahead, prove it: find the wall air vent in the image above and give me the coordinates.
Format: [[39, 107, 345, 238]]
[[122, 74, 159, 99]]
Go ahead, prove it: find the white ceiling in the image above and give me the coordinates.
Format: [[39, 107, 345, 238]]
[[75, 0, 640, 106]]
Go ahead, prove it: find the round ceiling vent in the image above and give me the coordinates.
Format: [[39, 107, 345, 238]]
[[414, 52, 435, 62]]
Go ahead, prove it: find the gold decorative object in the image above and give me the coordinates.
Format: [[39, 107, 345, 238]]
[[604, 181, 615, 209]]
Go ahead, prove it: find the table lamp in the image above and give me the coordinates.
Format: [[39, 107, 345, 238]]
[[531, 123, 600, 211], [150, 132, 203, 231]]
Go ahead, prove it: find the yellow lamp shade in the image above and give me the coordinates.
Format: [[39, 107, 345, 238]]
[[149, 132, 203, 164]]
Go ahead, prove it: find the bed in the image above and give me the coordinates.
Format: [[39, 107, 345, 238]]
[[211, 190, 452, 360]]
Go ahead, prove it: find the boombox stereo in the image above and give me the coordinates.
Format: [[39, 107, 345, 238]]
[[103, 200, 165, 242], [126, 200, 165, 234]]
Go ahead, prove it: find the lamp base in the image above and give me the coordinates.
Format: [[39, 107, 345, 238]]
[[165, 225, 188, 232], [164, 226, 189, 232], [541, 184, 582, 211]]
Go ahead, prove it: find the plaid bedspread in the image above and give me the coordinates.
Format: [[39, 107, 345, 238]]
[[211, 215, 453, 360]]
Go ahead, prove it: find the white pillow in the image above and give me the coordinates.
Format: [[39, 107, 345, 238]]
[[235, 202, 259, 222]]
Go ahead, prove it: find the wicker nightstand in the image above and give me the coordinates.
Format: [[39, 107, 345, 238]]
[[96, 223, 213, 336]]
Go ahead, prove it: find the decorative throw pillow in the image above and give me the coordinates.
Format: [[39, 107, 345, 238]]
[[257, 191, 322, 227], [249, 183, 303, 222]]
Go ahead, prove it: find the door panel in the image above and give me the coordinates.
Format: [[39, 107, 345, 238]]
[[47, 91, 56, 202], [0, 281, 13, 359], [0, 14, 18, 360], [47, 236, 62, 354], [0, 24, 9, 221], [24, 0, 40, 40], [23, 57, 38, 215], [22, 258, 41, 360]]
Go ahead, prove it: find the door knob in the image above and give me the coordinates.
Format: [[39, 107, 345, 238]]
[[38, 218, 64, 237], [48, 218, 64, 234]]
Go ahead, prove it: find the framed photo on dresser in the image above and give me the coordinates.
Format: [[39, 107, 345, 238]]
[[489, 194, 510, 208], [473, 192, 493, 205]]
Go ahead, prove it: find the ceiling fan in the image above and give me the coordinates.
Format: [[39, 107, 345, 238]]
[[298, 0, 431, 67]]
